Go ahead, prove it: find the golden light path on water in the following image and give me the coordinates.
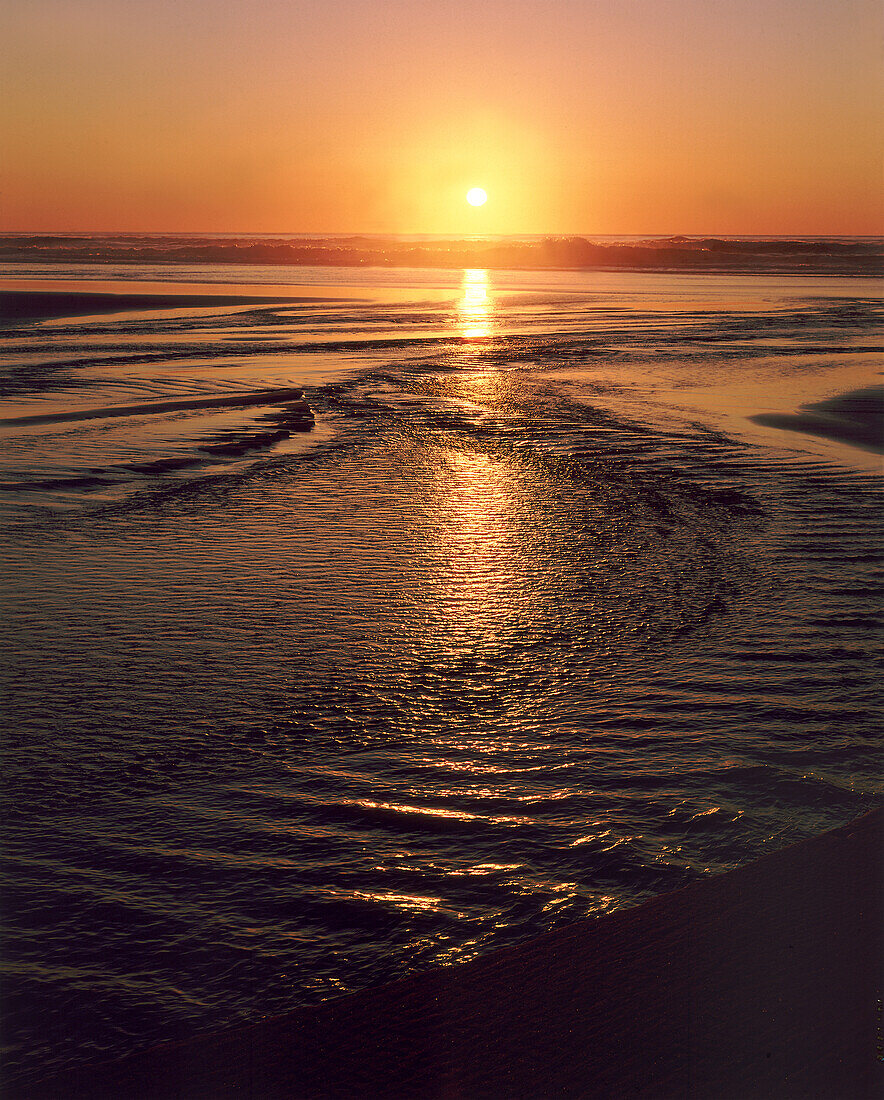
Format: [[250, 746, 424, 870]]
[[384, 271, 562, 812], [426, 446, 529, 661], [456, 268, 493, 340], [446, 268, 531, 695]]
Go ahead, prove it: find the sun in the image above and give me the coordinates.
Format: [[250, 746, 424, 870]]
[[466, 187, 488, 207]]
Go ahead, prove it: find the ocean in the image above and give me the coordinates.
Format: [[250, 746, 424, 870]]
[[1, 249, 881, 1084]]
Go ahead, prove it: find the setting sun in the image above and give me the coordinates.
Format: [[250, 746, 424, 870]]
[[466, 188, 488, 207]]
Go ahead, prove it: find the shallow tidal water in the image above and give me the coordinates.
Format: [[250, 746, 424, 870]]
[[1, 263, 881, 1083]]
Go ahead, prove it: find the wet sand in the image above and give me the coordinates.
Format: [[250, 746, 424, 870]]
[[0, 289, 347, 323], [752, 385, 884, 455], [26, 808, 882, 1099], [0, 388, 308, 427]]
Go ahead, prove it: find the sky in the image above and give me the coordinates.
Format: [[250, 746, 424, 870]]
[[1, 0, 881, 234]]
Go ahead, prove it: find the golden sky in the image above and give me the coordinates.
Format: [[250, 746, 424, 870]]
[[2, 0, 881, 234]]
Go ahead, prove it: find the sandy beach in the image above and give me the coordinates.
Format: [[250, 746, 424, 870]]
[[26, 807, 882, 1099]]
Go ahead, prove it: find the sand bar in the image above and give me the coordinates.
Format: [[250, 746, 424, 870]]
[[0, 388, 308, 427], [0, 289, 352, 323], [751, 385, 884, 454], [25, 807, 882, 1099]]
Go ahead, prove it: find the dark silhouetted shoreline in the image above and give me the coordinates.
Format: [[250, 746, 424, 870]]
[[2, 234, 881, 276], [25, 808, 882, 1099]]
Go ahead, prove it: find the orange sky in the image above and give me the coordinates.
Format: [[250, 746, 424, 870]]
[[2, 0, 881, 234]]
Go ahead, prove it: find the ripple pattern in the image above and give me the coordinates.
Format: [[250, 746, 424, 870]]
[[1, 268, 881, 1084]]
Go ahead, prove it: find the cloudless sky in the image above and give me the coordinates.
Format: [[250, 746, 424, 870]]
[[1, 0, 881, 233]]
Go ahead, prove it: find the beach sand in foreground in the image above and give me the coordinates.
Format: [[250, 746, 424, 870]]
[[26, 808, 882, 1099]]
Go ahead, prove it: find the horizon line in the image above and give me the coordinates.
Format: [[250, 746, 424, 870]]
[[2, 229, 882, 240]]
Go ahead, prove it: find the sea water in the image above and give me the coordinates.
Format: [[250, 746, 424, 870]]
[[1, 261, 881, 1083]]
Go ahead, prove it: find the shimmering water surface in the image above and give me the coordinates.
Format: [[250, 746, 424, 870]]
[[1, 263, 881, 1084]]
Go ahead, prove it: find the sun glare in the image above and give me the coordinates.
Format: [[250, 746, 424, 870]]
[[466, 187, 488, 207]]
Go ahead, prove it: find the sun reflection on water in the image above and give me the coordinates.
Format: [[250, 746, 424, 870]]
[[425, 447, 529, 654], [456, 268, 493, 340]]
